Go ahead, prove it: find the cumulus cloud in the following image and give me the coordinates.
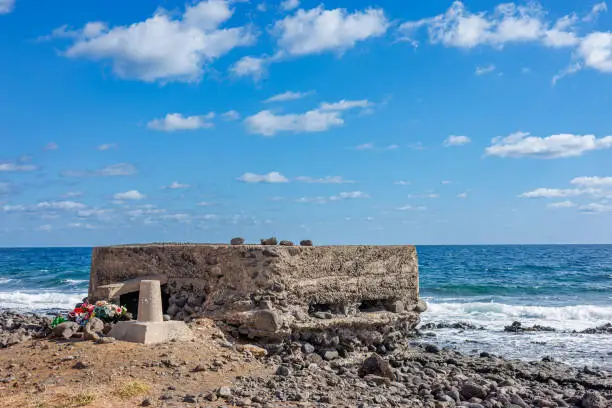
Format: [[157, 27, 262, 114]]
[[230, 55, 271, 81], [148, 113, 214, 131], [36, 201, 87, 210], [295, 176, 354, 184], [264, 90, 315, 103], [399, 1, 587, 50], [221, 110, 240, 121], [245, 99, 370, 136], [444, 135, 471, 146], [571, 176, 612, 187], [163, 181, 190, 189], [280, 0, 300, 11], [475, 64, 496, 75], [580, 202, 612, 213], [273, 5, 389, 56], [114, 190, 146, 200], [236, 172, 289, 183], [0, 0, 14, 14], [547, 200, 577, 209], [485, 131, 612, 158], [55, 0, 255, 83], [62, 163, 137, 177], [297, 191, 370, 204], [97, 143, 117, 151], [0, 161, 37, 172]]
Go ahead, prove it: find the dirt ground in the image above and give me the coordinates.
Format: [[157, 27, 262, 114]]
[[0, 318, 273, 408]]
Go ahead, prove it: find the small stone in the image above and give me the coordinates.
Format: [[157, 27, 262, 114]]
[[141, 398, 152, 406], [279, 240, 294, 246], [302, 343, 315, 354], [313, 311, 333, 319], [581, 391, 606, 408], [358, 354, 394, 380], [192, 365, 206, 372], [425, 344, 440, 354], [252, 310, 281, 332], [260, 237, 278, 245], [323, 350, 339, 361], [276, 365, 291, 376], [182, 395, 197, 403], [96, 337, 115, 344], [414, 299, 428, 313], [461, 382, 487, 400], [231, 237, 245, 245], [72, 361, 89, 370], [299, 240, 313, 246], [217, 386, 232, 398], [163, 314, 171, 321], [385, 300, 404, 313], [52, 322, 79, 340]]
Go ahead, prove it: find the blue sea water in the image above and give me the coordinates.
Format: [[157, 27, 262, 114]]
[[0, 245, 611, 369]]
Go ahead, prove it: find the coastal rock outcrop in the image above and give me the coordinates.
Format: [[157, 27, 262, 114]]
[[0, 311, 51, 347]]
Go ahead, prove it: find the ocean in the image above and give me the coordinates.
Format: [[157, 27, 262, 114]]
[[0, 245, 611, 370]]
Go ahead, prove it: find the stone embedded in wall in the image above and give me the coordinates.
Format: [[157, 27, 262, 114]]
[[230, 237, 245, 245], [260, 237, 278, 245], [299, 240, 313, 246], [89, 243, 423, 352], [279, 240, 294, 246]]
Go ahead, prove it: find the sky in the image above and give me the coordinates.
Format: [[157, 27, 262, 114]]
[[1, 0, 612, 246]]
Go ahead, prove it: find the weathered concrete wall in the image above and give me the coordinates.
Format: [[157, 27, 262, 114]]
[[89, 244, 423, 351]]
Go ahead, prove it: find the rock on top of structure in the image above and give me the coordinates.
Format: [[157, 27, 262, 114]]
[[89, 243, 423, 352]]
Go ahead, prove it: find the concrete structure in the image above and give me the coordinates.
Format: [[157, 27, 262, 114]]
[[91, 243, 424, 351], [109, 280, 192, 344]]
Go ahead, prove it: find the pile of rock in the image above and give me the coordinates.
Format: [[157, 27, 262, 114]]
[[0, 311, 51, 348], [51, 317, 115, 344], [229, 237, 313, 246], [504, 321, 556, 333], [165, 291, 206, 322], [225, 343, 611, 407], [580, 323, 612, 334]]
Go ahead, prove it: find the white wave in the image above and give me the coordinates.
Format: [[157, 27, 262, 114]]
[[0, 291, 86, 311], [61, 279, 88, 285], [424, 301, 612, 331]]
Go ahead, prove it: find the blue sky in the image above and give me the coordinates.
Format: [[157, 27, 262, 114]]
[[1, 0, 612, 246]]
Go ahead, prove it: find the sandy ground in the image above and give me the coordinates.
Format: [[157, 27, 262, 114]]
[[0, 318, 272, 408]]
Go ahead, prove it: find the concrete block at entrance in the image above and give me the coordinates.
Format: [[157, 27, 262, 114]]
[[109, 320, 192, 345]]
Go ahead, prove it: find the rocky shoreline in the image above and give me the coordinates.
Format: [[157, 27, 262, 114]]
[[1, 311, 611, 407]]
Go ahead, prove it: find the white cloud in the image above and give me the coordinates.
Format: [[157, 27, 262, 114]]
[[547, 200, 577, 209], [62, 162, 137, 177], [576, 32, 612, 73], [580, 202, 612, 213], [408, 193, 439, 199], [60, 0, 255, 83], [36, 201, 87, 210], [114, 190, 146, 200], [280, 0, 300, 12], [221, 110, 240, 121], [68, 223, 98, 229], [37, 224, 53, 232], [2, 204, 26, 212], [355, 143, 375, 150], [61, 191, 83, 198], [0, 162, 37, 172], [329, 191, 369, 200], [44, 142, 59, 151], [570, 176, 612, 187], [319, 99, 371, 111], [148, 113, 214, 131], [163, 181, 190, 189], [296, 196, 328, 204], [394, 180, 411, 185], [273, 5, 389, 56], [441, 180, 452, 185], [295, 176, 354, 184], [399, 1, 582, 50], [230, 55, 270, 80], [583, 2, 608, 22], [97, 143, 117, 151], [519, 188, 583, 198], [77, 208, 113, 218], [457, 192, 468, 198], [0, 0, 14, 14], [444, 135, 471, 146], [475, 64, 496, 75], [264, 90, 315, 103], [237, 172, 289, 183], [197, 201, 214, 206], [485, 131, 612, 158], [162, 213, 191, 223], [396, 204, 427, 211]]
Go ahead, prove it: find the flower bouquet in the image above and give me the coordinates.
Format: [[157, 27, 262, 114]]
[[66, 298, 130, 326]]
